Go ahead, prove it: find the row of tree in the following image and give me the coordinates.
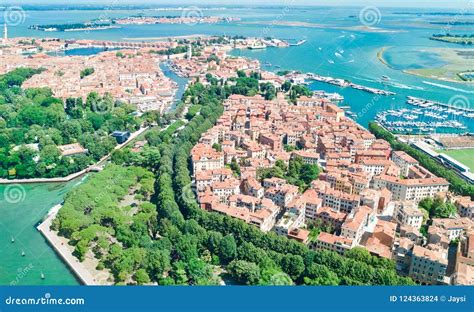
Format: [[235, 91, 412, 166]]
[[53, 164, 158, 284], [369, 122, 474, 199], [163, 82, 415, 285]]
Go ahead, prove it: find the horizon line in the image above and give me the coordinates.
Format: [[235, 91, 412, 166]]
[[0, 2, 471, 10]]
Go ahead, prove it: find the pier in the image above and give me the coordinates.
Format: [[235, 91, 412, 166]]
[[305, 73, 396, 96], [407, 96, 474, 115], [289, 39, 307, 46]]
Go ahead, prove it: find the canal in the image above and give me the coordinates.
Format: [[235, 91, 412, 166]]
[[0, 49, 187, 286]]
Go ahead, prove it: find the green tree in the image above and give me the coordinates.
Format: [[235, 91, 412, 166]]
[[80, 67, 95, 79], [227, 260, 261, 285], [230, 157, 241, 177], [212, 143, 222, 152], [304, 263, 340, 285], [281, 254, 305, 280], [218, 235, 237, 264], [134, 268, 151, 285]]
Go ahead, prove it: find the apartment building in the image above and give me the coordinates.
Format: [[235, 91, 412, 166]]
[[341, 206, 375, 246], [314, 232, 353, 255], [455, 197, 474, 220], [453, 233, 474, 285], [408, 245, 449, 285], [191, 143, 225, 174], [394, 201, 424, 229], [372, 175, 449, 202], [392, 151, 418, 177], [431, 218, 473, 241]]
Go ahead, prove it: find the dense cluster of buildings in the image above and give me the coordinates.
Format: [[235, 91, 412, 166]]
[[113, 16, 240, 25], [0, 36, 178, 114], [170, 44, 260, 79], [2, 25, 472, 285], [191, 91, 473, 285]]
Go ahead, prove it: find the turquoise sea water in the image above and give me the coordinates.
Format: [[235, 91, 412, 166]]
[[0, 179, 84, 285], [0, 5, 473, 285], [0, 42, 188, 285], [4, 6, 472, 129]]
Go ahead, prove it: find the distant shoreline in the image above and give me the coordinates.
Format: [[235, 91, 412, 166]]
[[122, 34, 211, 41], [64, 26, 121, 32], [241, 21, 405, 33], [376, 46, 473, 84], [402, 69, 472, 84], [376, 46, 394, 69]]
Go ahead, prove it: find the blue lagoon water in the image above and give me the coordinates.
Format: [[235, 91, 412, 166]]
[[1, 5, 473, 285], [6, 6, 471, 129], [0, 179, 85, 285]]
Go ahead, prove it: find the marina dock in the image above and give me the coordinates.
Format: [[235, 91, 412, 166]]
[[407, 96, 474, 115]]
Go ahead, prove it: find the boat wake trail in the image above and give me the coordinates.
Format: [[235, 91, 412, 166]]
[[422, 81, 474, 94], [390, 83, 424, 91]]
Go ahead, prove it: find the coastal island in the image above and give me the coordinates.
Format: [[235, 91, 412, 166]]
[[29, 22, 120, 32], [378, 46, 474, 83], [112, 15, 240, 25], [5, 38, 468, 286], [46, 67, 418, 286], [430, 34, 474, 46], [29, 15, 241, 32], [2, 12, 473, 288]]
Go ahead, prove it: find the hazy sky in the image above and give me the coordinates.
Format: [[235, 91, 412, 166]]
[[3, 0, 474, 9]]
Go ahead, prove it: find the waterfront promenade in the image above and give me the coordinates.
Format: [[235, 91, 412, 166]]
[[30, 116, 191, 285], [37, 205, 112, 285]]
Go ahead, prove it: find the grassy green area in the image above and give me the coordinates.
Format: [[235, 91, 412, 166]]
[[395, 47, 474, 83], [405, 68, 464, 81], [369, 122, 474, 198], [186, 104, 202, 119], [436, 149, 474, 171]]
